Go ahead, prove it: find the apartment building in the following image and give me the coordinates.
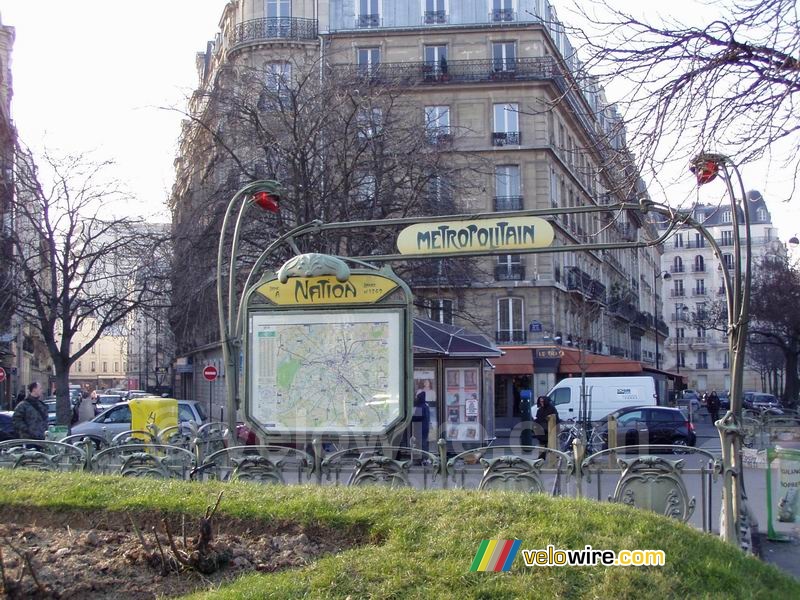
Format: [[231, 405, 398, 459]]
[[658, 197, 783, 393], [67, 318, 127, 391], [172, 0, 666, 406]]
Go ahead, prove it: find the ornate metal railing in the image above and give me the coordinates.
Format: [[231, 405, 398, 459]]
[[494, 196, 523, 211], [490, 9, 516, 22], [356, 14, 381, 28], [496, 330, 527, 344], [492, 131, 521, 146], [423, 10, 448, 24], [228, 17, 319, 48], [495, 263, 525, 281]]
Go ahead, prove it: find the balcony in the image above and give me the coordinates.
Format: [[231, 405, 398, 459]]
[[686, 240, 706, 249], [692, 265, 706, 273], [590, 279, 607, 304], [718, 237, 734, 246], [631, 311, 651, 333], [335, 56, 561, 87], [657, 319, 670, 337], [608, 298, 637, 322], [695, 362, 709, 370], [670, 289, 685, 297], [425, 130, 453, 146], [495, 263, 525, 281], [492, 131, 521, 146], [228, 17, 319, 49], [566, 266, 593, 295], [496, 330, 527, 344], [490, 9, 516, 22], [609, 345, 628, 358], [423, 10, 448, 24], [670, 265, 685, 273], [692, 288, 707, 297], [494, 196, 523, 211], [356, 14, 381, 28]]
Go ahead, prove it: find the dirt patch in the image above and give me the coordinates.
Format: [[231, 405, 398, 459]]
[[0, 506, 365, 599]]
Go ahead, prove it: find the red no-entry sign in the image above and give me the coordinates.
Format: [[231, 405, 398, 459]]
[[203, 365, 218, 381], [0, 367, 5, 383]]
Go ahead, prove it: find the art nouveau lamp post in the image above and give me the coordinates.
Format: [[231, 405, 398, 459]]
[[690, 153, 754, 547]]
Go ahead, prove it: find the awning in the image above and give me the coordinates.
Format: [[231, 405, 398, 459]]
[[492, 347, 534, 375], [558, 348, 642, 375], [413, 318, 502, 359]]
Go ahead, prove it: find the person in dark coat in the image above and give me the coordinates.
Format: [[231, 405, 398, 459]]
[[12, 381, 48, 440], [534, 396, 559, 451], [707, 390, 721, 423], [411, 390, 431, 455]]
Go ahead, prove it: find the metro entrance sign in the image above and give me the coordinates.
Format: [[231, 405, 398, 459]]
[[203, 366, 218, 381]]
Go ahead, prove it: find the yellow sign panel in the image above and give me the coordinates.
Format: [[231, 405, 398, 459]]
[[256, 274, 399, 306], [130, 397, 178, 440], [396, 216, 554, 256]]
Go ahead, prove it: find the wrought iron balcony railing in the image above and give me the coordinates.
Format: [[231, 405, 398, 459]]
[[496, 330, 527, 344], [494, 196, 523, 211], [495, 263, 525, 281], [670, 265, 685, 273], [228, 17, 319, 48], [492, 131, 521, 146], [423, 10, 448, 24], [357, 14, 381, 28], [692, 288, 707, 296], [692, 265, 706, 272], [670, 289, 685, 297], [334, 56, 561, 87], [490, 9, 516, 22], [695, 362, 709, 369]]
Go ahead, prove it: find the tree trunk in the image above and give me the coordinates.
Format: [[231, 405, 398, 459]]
[[53, 361, 72, 428], [783, 351, 799, 408]]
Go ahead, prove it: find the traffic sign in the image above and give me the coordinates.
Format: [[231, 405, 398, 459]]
[[0, 367, 5, 383], [203, 365, 218, 381]]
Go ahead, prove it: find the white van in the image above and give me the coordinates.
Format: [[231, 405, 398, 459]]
[[546, 376, 658, 422]]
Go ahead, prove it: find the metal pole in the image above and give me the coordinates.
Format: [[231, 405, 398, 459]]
[[654, 266, 660, 370]]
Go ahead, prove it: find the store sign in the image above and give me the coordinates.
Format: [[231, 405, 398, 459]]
[[396, 216, 554, 256], [256, 274, 398, 306]]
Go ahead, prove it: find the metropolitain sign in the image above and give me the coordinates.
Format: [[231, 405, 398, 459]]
[[396, 216, 554, 256]]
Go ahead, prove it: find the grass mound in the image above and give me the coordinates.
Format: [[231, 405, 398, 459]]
[[0, 470, 795, 599]]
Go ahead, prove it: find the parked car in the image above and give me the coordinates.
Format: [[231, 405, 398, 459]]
[[71, 399, 208, 439], [751, 393, 780, 410], [676, 390, 701, 414], [0, 411, 17, 441], [589, 406, 696, 451], [95, 394, 124, 413], [718, 391, 730, 410]]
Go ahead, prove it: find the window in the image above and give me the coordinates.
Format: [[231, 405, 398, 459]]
[[492, 103, 519, 145], [721, 230, 733, 246], [91, 361, 96, 372], [678, 351, 686, 368], [357, 107, 383, 139], [102, 361, 108, 372], [550, 169, 560, 208], [491, 0, 514, 21], [694, 233, 705, 248], [492, 42, 516, 73], [756, 207, 768, 222], [496, 254, 523, 280], [423, 0, 448, 24], [266, 0, 291, 18], [693, 255, 705, 272], [77, 362, 82, 373], [723, 253, 734, 269], [265, 62, 292, 94], [178, 404, 195, 423], [696, 327, 706, 339], [357, 0, 380, 27], [673, 256, 684, 272], [617, 409, 643, 426], [721, 209, 732, 223], [114, 362, 119, 372], [424, 105, 450, 140], [91, 346, 95, 354], [723, 352, 730, 369], [427, 175, 452, 210], [550, 387, 571, 406], [674, 233, 684, 248], [423, 44, 448, 77], [497, 297, 524, 342], [102, 405, 131, 424], [697, 351, 708, 368], [695, 279, 705, 294], [429, 299, 454, 325], [676, 327, 685, 340], [357, 47, 381, 76], [674, 279, 684, 296], [495, 165, 520, 199]]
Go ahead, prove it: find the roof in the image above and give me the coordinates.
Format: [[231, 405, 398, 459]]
[[413, 318, 502, 358]]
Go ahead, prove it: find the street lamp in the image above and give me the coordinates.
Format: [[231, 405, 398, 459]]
[[654, 269, 671, 370], [675, 305, 689, 375]]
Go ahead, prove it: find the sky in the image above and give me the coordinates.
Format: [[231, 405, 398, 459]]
[[3, 0, 798, 239]]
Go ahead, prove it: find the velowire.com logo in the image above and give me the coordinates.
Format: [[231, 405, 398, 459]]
[[470, 540, 522, 572]]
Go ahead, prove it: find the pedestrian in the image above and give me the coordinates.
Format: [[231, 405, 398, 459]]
[[411, 389, 431, 456], [12, 381, 48, 440], [707, 389, 721, 423], [534, 396, 559, 457], [78, 389, 98, 423]]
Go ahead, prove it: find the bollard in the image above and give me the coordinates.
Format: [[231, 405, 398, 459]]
[[547, 414, 558, 467], [312, 438, 323, 484], [438, 438, 448, 489], [573, 436, 585, 498], [608, 416, 617, 467]]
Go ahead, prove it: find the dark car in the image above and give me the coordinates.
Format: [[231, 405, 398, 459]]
[[718, 392, 730, 410], [589, 406, 696, 451], [0, 411, 16, 441]]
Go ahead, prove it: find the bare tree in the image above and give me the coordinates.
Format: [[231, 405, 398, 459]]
[[169, 54, 486, 354], [6, 147, 170, 425], [566, 0, 800, 189]]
